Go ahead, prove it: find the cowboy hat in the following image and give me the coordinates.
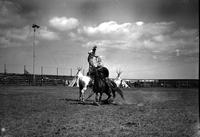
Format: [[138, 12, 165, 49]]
[[92, 45, 97, 50]]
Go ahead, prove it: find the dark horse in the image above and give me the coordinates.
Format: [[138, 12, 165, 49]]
[[91, 66, 125, 105]]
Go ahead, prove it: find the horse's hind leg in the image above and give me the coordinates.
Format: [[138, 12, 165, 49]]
[[86, 89, 94, 101], [99, 92, 103, 103], [105, 92, 111, 103], [81, 89, 85, 102], [105, 79, 114, 102], [112, 89, 116, 99]]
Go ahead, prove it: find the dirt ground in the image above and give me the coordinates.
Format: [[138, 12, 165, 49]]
[[0, 86, 199, 137]]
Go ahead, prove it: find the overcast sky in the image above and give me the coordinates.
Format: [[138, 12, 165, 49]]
[[0, 0, 199, 79]]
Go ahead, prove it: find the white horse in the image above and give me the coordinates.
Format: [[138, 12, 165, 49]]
[[75, 67, 93, 102]]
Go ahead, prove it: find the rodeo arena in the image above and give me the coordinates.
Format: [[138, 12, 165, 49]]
[[0, 45, 199, 137]]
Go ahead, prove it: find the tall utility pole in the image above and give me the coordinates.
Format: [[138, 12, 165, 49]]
[[32, 24, 40, 85]]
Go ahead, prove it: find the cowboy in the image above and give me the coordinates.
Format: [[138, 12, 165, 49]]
[[87, 45, 98, 76], [86, 46, 114, 102]]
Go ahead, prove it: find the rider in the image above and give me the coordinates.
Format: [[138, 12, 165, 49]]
[[87, 45, 98, 76], [87, 46, 114, 100]]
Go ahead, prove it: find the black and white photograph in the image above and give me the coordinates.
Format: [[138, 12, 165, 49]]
[[0, 0, 199, 136]]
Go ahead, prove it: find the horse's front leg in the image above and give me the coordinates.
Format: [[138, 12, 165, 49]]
[[95, 92, 99, 102], [99, 92, 103, 103], [81, 89, 85, 102], [94, 92, 100, 106], [105, 79, 114, 102]]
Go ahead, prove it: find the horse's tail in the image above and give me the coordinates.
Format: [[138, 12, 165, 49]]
[[115, 87, 125, 100], [110, 80, 125, 100]]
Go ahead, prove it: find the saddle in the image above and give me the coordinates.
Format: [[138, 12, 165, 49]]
[[96, 66, 109, 78], [86, 66, 109, 86], [87, 66, 109, 78]]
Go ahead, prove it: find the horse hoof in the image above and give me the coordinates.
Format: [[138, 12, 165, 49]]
[[104, 99, 112, 104], [93, 102, 100, 106], [111, 101, 118, 105], [81, 100, 85, 103], [109, 99, 114, 103]]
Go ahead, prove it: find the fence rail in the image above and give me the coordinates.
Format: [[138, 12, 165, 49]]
[[0, 64, 199, 88], [0, 72, 198, 88], [1, 64, 87, 76]]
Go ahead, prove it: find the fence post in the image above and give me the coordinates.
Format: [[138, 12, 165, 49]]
[[4, 64, 7, 74], [70, 68, 72, 76], [41, 66, 43, 86], [24, 65, 25, 74], [41, 66, 43, 75], [57, 67, 58, 76]]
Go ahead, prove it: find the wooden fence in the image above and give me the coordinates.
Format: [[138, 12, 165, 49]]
[[0, 73, 198, 88]]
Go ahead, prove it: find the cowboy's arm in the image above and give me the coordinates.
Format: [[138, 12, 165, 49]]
[[94, 55, 98, 58]]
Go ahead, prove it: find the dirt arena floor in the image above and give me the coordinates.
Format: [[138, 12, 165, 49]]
[[0, 86, 199, 137]]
